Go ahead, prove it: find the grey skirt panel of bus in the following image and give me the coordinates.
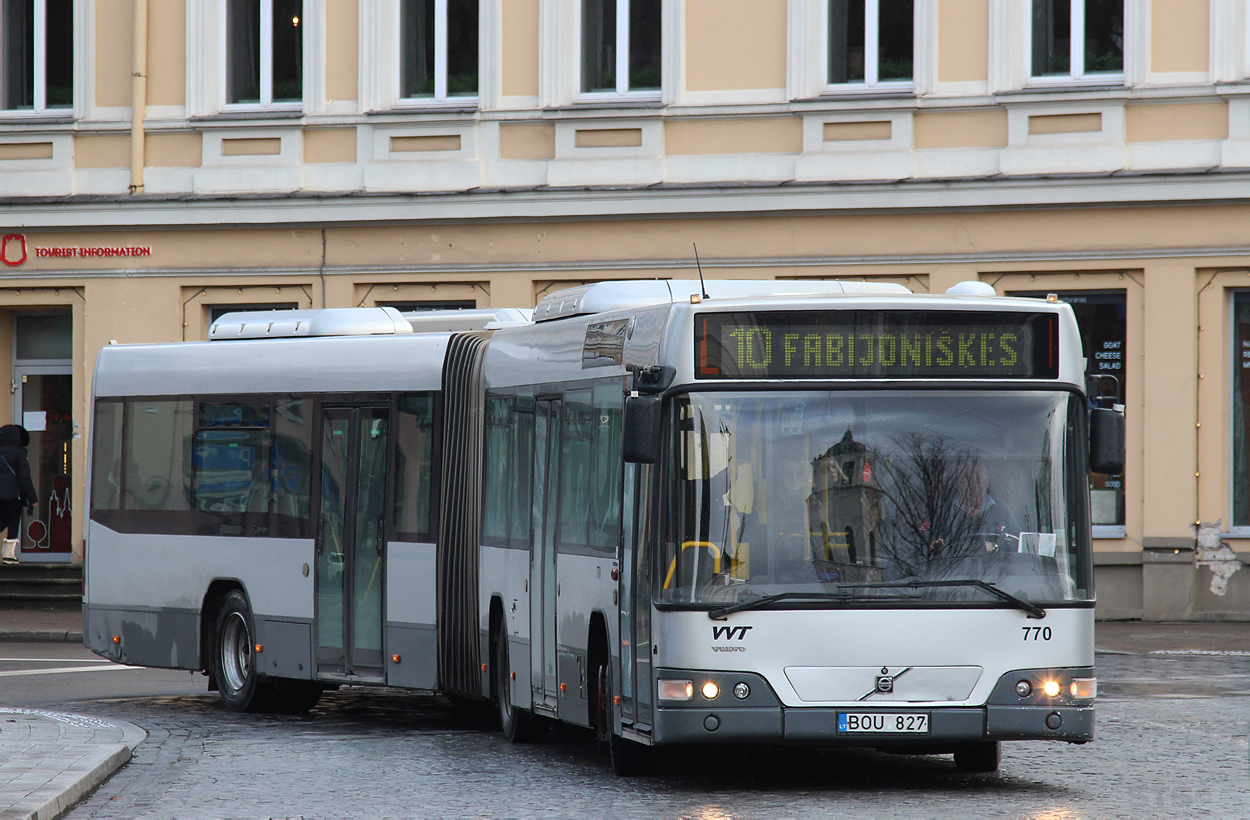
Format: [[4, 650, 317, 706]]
[[85, 604, 200, 670]]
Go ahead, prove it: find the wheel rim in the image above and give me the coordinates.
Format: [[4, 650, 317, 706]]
[[220, 611, 251, 693]]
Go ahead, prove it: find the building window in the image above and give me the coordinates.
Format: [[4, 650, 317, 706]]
[[827, 0, 913, 87], [208, 304, 297, 326], [225, 0, 303, 107], [1031, 0, 1122, 81], [380, 300, 476, 311], [399, 0, 478, 102], [581, 0, 661, 95], [1233, 293, 1250, 528], [0, 0, 73, 113], [1017, 290, 1126, 534]]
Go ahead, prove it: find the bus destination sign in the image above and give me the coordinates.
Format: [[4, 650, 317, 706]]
[[695, 310, 1059, 380]]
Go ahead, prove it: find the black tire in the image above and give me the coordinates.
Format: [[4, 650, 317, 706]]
[[609, 731, 654, 777], [213, 589, 272, 712], [953, 740, 1001, 773], [599, 660, 653, 776], [593, 656, 611, 745], [494, 630, 545, 743]]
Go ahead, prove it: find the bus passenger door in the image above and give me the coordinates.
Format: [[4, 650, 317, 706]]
[[530, 397, 561, 713], [315, 404, 389, 681], [630, 464, 654, 729]]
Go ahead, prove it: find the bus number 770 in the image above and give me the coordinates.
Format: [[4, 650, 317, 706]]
[[1022, 626, 1053, 641]]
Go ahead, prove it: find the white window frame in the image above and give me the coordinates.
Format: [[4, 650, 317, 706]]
[[395, 0, 481, 107], [824, 0, 916, 92], [360, 0, 494, 113], [0, 0, 81, 116], [576, 0, 662, 103], [787, 0, 933, 101], [222, 0, 305, 112], [1027, 0, 1125, 86]]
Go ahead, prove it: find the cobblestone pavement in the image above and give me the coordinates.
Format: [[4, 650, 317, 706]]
[[61, 651, 1250, 819]]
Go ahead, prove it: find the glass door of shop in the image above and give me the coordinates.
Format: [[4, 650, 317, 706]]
[[12, 367, 73, 562]]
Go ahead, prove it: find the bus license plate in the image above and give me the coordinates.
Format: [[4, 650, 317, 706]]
[[838, 712, 930, 734]]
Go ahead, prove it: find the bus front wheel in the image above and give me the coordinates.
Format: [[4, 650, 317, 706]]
[[213, 590, 272, 712]]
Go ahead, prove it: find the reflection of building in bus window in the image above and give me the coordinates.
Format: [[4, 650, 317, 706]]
[[809, 429, 884, 583]]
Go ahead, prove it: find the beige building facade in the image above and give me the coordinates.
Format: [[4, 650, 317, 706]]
[[3, 0, 1250, 619]]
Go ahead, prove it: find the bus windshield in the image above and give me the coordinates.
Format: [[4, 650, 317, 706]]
[[661, 390, 1091, 607]]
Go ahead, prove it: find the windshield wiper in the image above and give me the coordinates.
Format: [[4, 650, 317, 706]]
[[706, 580, 1045, 621], [836, 580, 1046, 620], [708, 590, 920, 621]]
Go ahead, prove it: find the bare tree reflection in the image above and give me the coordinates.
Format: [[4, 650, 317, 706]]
[[876, 434, 994, 581]]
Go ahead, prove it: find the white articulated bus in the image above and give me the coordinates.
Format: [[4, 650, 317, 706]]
[[82, 307, 524, 711], [84, 282, 1122, 776], [465, 280, 1121, 774]]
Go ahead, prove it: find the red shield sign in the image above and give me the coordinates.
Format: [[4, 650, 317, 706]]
[[1, 234, 27, 266]]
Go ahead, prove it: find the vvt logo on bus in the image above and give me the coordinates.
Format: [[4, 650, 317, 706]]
[[712, 626, 753, 640]]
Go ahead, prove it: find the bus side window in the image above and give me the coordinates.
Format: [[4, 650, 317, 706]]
[[90, 400, 124, 513], [482, 394, 513, 545], [509, 393, 534, 549], [125, 399, 194, 512], [394, 392, 436, 541], [589, 382, 623, 552], [192, 403, 271, 515], [273, 396, 313, 533], [558, 390, 594, 552]]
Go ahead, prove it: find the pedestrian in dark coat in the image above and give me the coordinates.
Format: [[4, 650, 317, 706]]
[[0, 424, 37, 561]]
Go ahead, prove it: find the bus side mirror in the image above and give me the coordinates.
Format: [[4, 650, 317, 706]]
[[623, 395, 661, 464], [1089, 407, 1125, 475]]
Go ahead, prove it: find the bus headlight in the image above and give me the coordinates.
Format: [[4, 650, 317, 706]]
[[1070, 677, 1097, 702], [701, 681, 720, 700], [658, 679, 693, 701], [1042, 680, 1061, 698]]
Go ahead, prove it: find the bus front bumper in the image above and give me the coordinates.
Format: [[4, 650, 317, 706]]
[[649, 667, 1095, 746], [653, 704, 1094, 745]]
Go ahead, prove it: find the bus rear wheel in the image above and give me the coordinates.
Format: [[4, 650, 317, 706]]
[[953, 740, 1001, 773], [494, 630, 545, 742], [213, 590, 273, 712]]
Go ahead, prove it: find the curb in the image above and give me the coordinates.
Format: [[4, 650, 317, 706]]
[[0, 631, 82, 644], [0, 712, 146, 820], [18, 743, 131, 820]]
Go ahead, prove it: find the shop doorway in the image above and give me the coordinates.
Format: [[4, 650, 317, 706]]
[[11, 313, 73, 562]]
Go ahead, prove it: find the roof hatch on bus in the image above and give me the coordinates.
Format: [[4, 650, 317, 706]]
[[209, 307, 414, 340], [533, 279, 911, 322]]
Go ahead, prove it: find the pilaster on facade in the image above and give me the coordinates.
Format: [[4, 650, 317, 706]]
[[1140, 263, 1199, 543]]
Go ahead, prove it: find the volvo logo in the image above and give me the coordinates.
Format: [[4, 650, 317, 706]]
[[859, 666, 913, 701]]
